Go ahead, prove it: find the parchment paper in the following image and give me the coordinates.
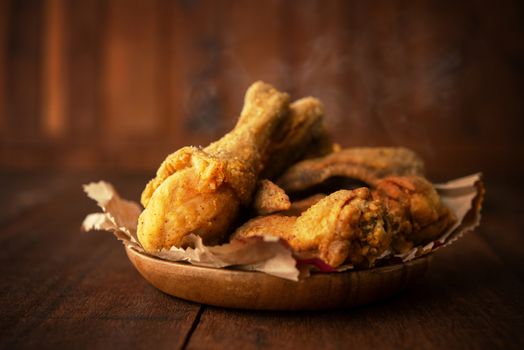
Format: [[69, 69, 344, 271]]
[[82, 173, 484, 281]]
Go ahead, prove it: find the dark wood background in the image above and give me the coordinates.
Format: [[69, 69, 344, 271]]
[[1, 0, 523, 181]]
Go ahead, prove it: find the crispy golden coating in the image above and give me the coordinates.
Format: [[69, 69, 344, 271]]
[[277, 147, 425, 193], [235, 176, 456, 266], [232, 215, 297, 243], [234, 188, 391, 267], [301, 124, 339, 160], [137, 81, 290, 251], [292, 188, 390, 267], [260, 97, 328, 180], [253, 179, 291, 215], [372, 176, 456, 253], [136, 78, 455, 267], [281, 194, 326, 216]]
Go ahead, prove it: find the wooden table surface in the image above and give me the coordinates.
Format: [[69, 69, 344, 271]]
[[1, 171, 523, 350]]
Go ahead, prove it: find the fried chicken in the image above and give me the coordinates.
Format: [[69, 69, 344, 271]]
[[137, 81, 290, 252], [282, 193, 326, 216], [252, 179, 291, 215], [292, 188, 390, 267], [277, 147, 425, 193], [260, 97, 329, 180], [372, 176, 456, 253], [301, 124, 339, 160], [234, 176, 456, 266], [232, 215, 297, 244], [136, 78, 455, 268], [233, 188, 391, 267]]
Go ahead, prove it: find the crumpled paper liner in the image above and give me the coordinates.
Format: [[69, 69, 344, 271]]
[[393, 173, 485, 262], [82, 173, 484, 281], [82, 182, 298, 280]]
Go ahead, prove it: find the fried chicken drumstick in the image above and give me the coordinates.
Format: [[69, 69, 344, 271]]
[[260, 97, 331, 180], [137, 82, 290, 252]]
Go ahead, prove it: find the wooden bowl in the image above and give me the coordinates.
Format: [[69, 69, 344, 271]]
[[125, 246, 431, 310]]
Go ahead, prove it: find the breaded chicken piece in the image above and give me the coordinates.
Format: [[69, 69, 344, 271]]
[[277, 147, 425, 193], [372, 176, 456, 253], [281, 194, 326, 216], [235, 176, 456, 266], [232, 215, 297, 244], [233, 188, 391, 267], [137, 82, 290, 251], [292, 188, 390, 267], [253, 179, 291, 215], [301, 124, 339, 160], [260, 97, 328, 180]]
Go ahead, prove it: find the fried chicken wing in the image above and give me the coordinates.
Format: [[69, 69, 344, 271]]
[[253, 179, 291, 215], [233, 188, 391, 267], [137, 82, 290, 251], [277, 147, 425, 193], [372, 175, 456, 253]]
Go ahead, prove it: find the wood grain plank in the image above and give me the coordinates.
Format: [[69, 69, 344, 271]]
[[185, 234, 524, 349], [478, 180, 524, 282], [0, 0, 9, 134], [399, 1, 475, 166], [102, 0, 161, 140], [0, 182, 108, 345], [57, 0, 106, 170], [280, 0, 348, 124], [219, 0, 285, 127], [302, 0, 349, 134], [170, 0, 225, 145], [0, 171, 77, 225], [66, 0, 104, 141], [100, 0, 229, 171], [155, 0, 179, 152], [0, 178, 523, 348], [0, 0, 523, 181], [42, 0, 67, 139], [0, 175, 201, 349], [4, 0, 44, 142], [130, 0, 197, 171], [4, 243, 201, 350], [279, 0, 312, 97], [97, 0, 166, 171], [335, 0, 387, 147]]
